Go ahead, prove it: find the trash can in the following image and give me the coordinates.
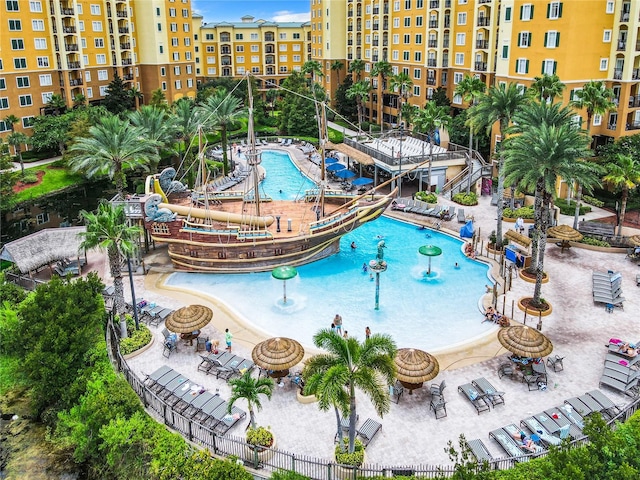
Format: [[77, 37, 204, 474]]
[[528, 225, 535, 238]]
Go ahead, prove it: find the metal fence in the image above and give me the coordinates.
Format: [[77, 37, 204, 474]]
[[104, 318, 640, 479]]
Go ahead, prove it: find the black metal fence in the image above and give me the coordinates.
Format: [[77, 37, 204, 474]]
[[105, 318, 640, 479]]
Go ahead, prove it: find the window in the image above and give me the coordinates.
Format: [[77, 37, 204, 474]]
[[160, 67, 166, 76], [206, 46, 214, 52], [36, 213, 49, 224], [605, 1, 614, 13], [22, 116, 35, 128], [92, 21, 102, 32], [394, 18, 400, 28], [32, 19, 44, 31], [0, 98, 8, 109], [11, 39, 25, 50], [545, 31, 560, 47], [159, 45, 163, 54], [30, 1, 42, 12], [547, 1, 562, 19], [9, 19, 21, 30], [161, 82, 167, 91], [457, 13, 466, 25], [79, 21, 84, 31], [453, 72, 463, 84], [393, 34, 399, 44], [0, 120, 9, 131], [293, 33, 300, 39], [401, 34, 409, 44], [184, 37, 190, 46], [186, 65, 192, 74], [392, 50, 399, 60], [156, 7, 160, 15], [16, 76, 29, 88], [182, 8, 189, 17], [175, 80, 182, 89], [234, 33, 244, 40], [14, 58, 27, 69], [502, 45, 509, 59], [593, 113, 602, 126], [157, 23, 162, 31], [94, 38, 104, 48], [19, 94, 32, 106], [518, 32, 531, 47], [0, 78, 5, 89], [603, 30, 612, 42], [413, 68, 421, 79], [403, 51, 410, 61], [98, 70, 108, 80], [99, 86, 108, 96], [206, 56, 215, 63], [541, 59, 556, 75], [6, 0, 18, 11], [279, 55, 287, 62], [520, 4, 534, 20], [455, 53, 464, 65], [394, 0, 400, 11], [83, 55, 89, 65], [600, 58, 608, 71], [170, 23, 177, 32], [96, 54, 106, 64], [278, 44, 286, 51], [414, 51, 422, 62], [413, 85, 420, 96], [84, 71, 91, 82], [169, 8, 176, 16], [183, 24, 189, 32], [34, 38, 47, 49], [515, 58, 529, 74], [207, 68, 215, 75], [90, 4, 100, 14], [404, 0, 411, 8], [505, 6, 512, 21], [452, 94, 462, 104], [76, 3, 81, 13], [172, 52, 180, 61], [415, 34, 422, 44], [174, 66, 181, 75], [456, 33, 465, 46], [293, 44, 300, 51], [41, 92, 52, 103], [416, 16, 423, 27], [404, 17, 411, 27]]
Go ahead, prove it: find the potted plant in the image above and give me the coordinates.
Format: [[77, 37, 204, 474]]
[[246, 425, 275, 452]]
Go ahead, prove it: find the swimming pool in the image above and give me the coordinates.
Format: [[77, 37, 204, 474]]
[[166, 216, 494, 352], [257, 150, 317, 201]]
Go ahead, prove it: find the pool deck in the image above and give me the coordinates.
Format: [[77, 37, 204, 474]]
[[103, 144, 640, 467]]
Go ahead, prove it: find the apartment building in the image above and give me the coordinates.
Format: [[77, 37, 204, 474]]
[[0, 0, 196, 139], [192, 15, 311, 90]]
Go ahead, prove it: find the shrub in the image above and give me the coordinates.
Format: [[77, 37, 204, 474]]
[[246, 426, 274, 448], [452, 191, 478, 205], [414, 191, 438, 203], [21, 172, 39, 184], [580, 236, 611, 248], [120, 323, 152, 355], [334, 438, 365, 466], [583, 194, 605, 208], [503, 206, 534, 219], [555, 198, 592, 216], [328, 127, 344, 144]]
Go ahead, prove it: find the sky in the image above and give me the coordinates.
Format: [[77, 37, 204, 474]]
[[192, 0, 311, 24]]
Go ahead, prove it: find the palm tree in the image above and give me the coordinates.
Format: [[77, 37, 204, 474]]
[[129, 106, 177, 173], [346, 81, 371, 132], [227, 371, 275, 430], [302, 60, 324, 84], [454, 75, 486, 193], [197, 89, 245, 174], [504, 109, 596, 307], [468, 83, 527, 250], [348, 59, 365, 82], [389, 73, 413, 127], [371, 61, 393, 131], [303, 329, 396, 454], [569, 80, 616, 228], [528, 74, 565, 103], [7, 132, 29, 177], [3, 114, 19, 133], [149, 88, 169, 111], [68, 114, 159, 197], [171, 98, 201, 181], [47, 93, 67, 115], [128, 86, 144, 110], [414, 102, 452, 191], [331, 60, 345, 84], [603, 154, 640, 236], [79, 202, 141, 337], [72, 93, 87, 109]]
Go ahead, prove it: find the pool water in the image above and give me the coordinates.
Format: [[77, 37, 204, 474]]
[[257, 150, 317, 201], [166, 217, 494, 351]]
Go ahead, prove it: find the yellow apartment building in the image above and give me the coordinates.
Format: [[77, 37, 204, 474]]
[[0, 0, 196, 142]]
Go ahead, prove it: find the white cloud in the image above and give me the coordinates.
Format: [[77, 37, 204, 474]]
[[272, 10, 311, 22]]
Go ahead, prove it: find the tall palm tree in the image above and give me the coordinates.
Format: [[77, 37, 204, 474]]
[[79, 202, 141, 337], [331, 60, 345, 84], [414, 101, 452, 190], [198, 89, 245, 174], [128, 86, 144, 111], [504, 112, 596, 307], [454, 75, 486, 193], [302, 60, 324, 85], [371, 61, 393, 130], [149, 88, 169, 111], [304, 329, 396, 454], [569, 80, 616, 228], [346, 80, 371, 132], [3, 114, 20, 133], [528, 74, 565, 103], [348, 59, 365, 82], [129, 106, 177, 173], [389, 73, 413, 127], [68, 114, 159, 197], [603, 154, 640, 236], [72, 93, 87, 109], [7, 132, 29, 177], [47, 93, 67, 115], [171, 98, 201, 183], [227, 371, 275, 430], [468, 83, 527, 250]]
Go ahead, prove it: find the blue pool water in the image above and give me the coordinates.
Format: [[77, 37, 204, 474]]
[[166, 217, 494, 351], [258, 150, 317, 201]]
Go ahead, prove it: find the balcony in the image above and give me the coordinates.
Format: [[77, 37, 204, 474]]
[[476, 39, 489, 49], [63, 26, 76, 33], [427, 59, 437, 67], [372, 55, 379, 62], [429, 20, 438, 28], [620, 12, 630, 22], [120, 43, 131, 49], [348, 40, 353, 46], [633, 68, 640, 79], [383, 22, 388, 29], [607, 123, 617, 130], [617, 41, 627, 51], [116, 10, 128, 18], [477, 17, 490, 27], [265, 59, 275, 65], [122, 58, 132, 65], [373, 40, 379, 46], [65, 44, 79, 52], [348, 26, 353, 31], [442, 59, 448, 67], [626, 122, 640, 130], [443, 39, 449, 48], [60, 7, 74, 15], [373, 7, 379, 14], [474, 61, 487, 71], [348, 11, 353, 17], [428, 40, 438, 48], [629, 95, 640, 108], [614, 69, 623, 80], [119, 27, 129, 34], [348, 53, 353, 60], [68, 61, 81, 69], [123, 74, 134, 80], [445, 0, 451, 6], [427, 77, 436, 86], [430, 0, 439, 7], [444, 19, 450, 28], [479, 0, 491, 3], [69, 78, 83, 86], [373, 24, 379, 30]]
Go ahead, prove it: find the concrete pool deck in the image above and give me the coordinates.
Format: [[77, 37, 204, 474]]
[[106, 147, 640, 467]]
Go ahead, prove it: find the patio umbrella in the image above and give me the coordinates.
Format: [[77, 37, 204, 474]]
[[324, 157, 339, 164], [352, 177, 374, 186], [326, 163, 346, 172], [394, 348, 440, 394], [271, 265, 298, 304], [418, 245, 442, 275], [497, 326, 553, 358], [335, 169, 356, 180], [628, 235, 640, 246], [252, 337, 305, 378], [547, 224, 583, 252], [165, 304, 213, 333]]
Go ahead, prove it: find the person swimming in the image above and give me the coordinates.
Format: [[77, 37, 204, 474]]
[[362, 263, 368, 273]]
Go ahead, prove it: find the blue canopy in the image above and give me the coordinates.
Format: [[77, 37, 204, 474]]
[[335, 169, 356, 179], [352, 177, 374, 186], [326, 163, 346, 172], [460, 220, 474, 239], [324, 157, 339, 164]]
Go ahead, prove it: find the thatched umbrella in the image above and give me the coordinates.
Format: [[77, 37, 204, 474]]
[[547, 224, 583, 252], [252, 337, 304, 379], [394, 348, 440, 394], [628, 235, 640, 246], [497, 326, 553, 358], [165, 305, 213, 333]]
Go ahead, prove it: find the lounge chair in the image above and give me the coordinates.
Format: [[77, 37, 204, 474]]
[[144, 365, 173, 388], [428, 206, 442, 217], [457, 208, 466, 223], [181, 390, 217, 417], [210, 400, 247, 434], [563, 397, 595, 417], [163, 338, 178, 358], [430, 394, 447, 419], [498, 363, 516, 380], [502, 423, 544, 454], [541, 408, 582, 439], [356, 418, 382, 447], [520, 417, 562, 446], [605, 352, 640, 367], [558, 404, 585, 430], [390, 382, 404, 404], [157, 375, 189, 401], [457, 383, 490, 414], [442, 206, 456, 221], [430, 379, 446, 397], [472, 377, 505, 407], [600, 374, 639, 396], [585, 389, 621, 418], [148, 370, 181, 394], [466, 438, 494, 462], [546, 355, 564, 372], [489, 427, 533, 461], [194, 395, 225, 424]]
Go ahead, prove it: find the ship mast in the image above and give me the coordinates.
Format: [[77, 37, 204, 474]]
[[316, 98, 328, 217], [245, 77, 262, 218]]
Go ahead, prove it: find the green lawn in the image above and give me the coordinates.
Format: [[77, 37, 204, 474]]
[[14, 165, 84, 203]]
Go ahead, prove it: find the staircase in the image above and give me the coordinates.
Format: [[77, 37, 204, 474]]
[[441, 151, 492, 199]]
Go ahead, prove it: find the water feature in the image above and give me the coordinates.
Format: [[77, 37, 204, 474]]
[[254, 150, 318, 201]]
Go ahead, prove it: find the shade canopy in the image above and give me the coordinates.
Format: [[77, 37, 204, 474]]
[[352, 177, 374, 186], [324, 157, 339, 164], [497, 326, 553, 358], [628, 235, 640, 246], [335, 169, 356, 179], [252, 337, 305, 371], [547, 224, 583, 242], [271, 265, 298, 280], [418, 245, 443, 257], [165, 305, 213, 333], [395, 348, 440, 384], [326, 163, 346, 172]]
